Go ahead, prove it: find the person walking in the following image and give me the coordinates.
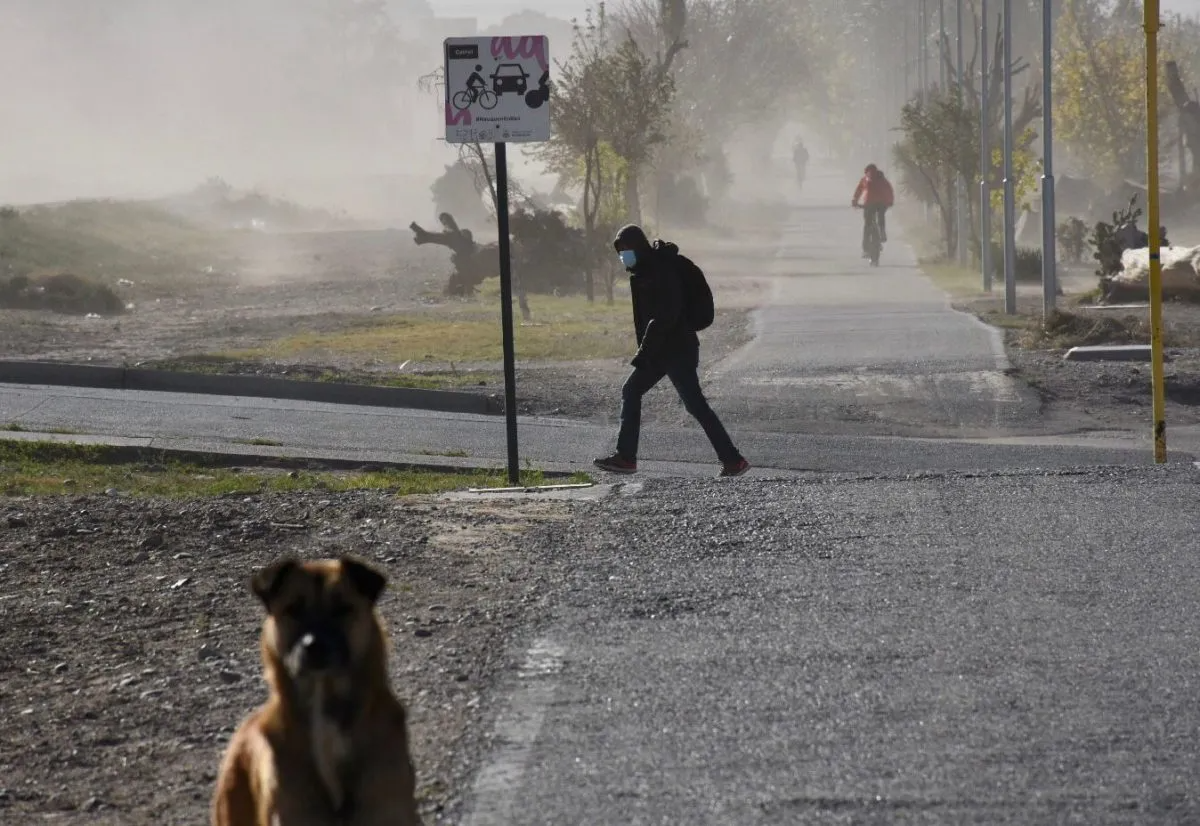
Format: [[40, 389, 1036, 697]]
[[592, 224, 751, 477]]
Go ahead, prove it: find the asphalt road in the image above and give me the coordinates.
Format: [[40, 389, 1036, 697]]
[[0, 382, 1190, 474], [458, 466, 1200, 825]]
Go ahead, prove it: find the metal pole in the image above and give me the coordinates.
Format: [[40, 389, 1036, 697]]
[[1002, 0, 1017, 314], [956, 0, 968, 266], [920, 0, 932, 224], [1145, 0, 1167, 463], [905, 10, 911, 103], [494, 142, 521, 484], [1040, 0, 1057, 316], [939, 0, 947, 92], [919, 0, 928, 105], [981, 0, 992, 290]]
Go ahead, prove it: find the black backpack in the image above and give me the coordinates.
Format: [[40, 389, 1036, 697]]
[[677, 254, 715, 331]]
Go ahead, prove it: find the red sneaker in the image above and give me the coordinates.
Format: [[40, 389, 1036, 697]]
[[719, 457, 751, 477], [593, 453, 637, 474]]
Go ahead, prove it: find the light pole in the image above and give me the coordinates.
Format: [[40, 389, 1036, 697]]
[[904, 10, 911, 103], [919, 0, 928, 105], [1144, 0, 1167, 462], [1002, 0, 1017, 314], [980, 0, 992, 291], [956, 0, 968, 266], [939, 0, 947, 92], [1040, 0, 1057, 316], [919, 0, 931, 223]]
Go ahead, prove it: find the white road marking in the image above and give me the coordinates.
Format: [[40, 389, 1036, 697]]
[[739, 371, 1024, 404], [460, 637, 565, 826]]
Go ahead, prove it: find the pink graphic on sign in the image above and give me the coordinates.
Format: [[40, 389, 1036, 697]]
[[446, 100, 471, 127], [490, 36, 548, 72]]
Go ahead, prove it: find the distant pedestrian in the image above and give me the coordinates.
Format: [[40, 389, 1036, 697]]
[[593, 224, 750, 477]]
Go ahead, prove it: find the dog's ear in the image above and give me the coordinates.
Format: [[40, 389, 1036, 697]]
[[340, 556, 387, 605], [250, 557, 299, 607]]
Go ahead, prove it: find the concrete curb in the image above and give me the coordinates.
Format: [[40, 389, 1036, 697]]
[[0, 360, 503, 416], [1063, 345, 1160, 363]]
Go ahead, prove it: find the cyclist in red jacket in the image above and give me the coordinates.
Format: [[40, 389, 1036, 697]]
[[851, 164, 895, 255]]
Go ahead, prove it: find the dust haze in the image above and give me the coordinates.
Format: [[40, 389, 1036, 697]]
[[0, 0, 461, 221]]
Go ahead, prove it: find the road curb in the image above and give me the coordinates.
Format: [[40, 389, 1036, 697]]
[[0, 360, 503, 415], [1063, 345, 1160, 363]]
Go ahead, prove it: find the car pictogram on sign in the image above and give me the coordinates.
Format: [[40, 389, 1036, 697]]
[[491, 63, 529, 95]]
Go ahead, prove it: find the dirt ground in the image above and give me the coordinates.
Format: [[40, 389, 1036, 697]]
[[0, 220, 765, 427], [0, 488, 576, 824], [954, 288, 1200, 434], [0, 230, 454, 365]]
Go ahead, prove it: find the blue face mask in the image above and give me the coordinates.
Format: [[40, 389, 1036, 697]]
[[618, 249, 637, 268]]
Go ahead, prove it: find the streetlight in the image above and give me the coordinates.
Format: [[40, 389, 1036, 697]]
[[980, 0, 992, 291], [1002, 0, 1017, 314], [1040, 0, 1057, 316], [956, 0, 968, 266], [1144, 0, 1167, 463]]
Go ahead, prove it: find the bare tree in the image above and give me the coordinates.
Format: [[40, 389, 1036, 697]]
[[534, 7, 619, 301]]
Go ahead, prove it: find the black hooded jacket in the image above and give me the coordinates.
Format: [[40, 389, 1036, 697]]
[[613, 224, 699, 364]]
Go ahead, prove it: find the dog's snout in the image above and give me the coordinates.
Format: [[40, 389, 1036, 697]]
[[286, 624, 349, 675], [299, 631, 330, 668]]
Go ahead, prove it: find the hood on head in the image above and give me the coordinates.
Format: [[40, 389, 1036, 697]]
[[613, 224, 652, 254]]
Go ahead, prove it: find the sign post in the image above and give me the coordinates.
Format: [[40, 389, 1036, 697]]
[[443, 35, 550, 484], [1144, 2, 1167, 463]]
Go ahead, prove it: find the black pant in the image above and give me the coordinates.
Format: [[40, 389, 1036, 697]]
[[862, 205, 888, 250], [616, 342, 741, 464]]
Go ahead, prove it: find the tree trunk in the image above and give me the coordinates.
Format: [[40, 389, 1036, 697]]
[[624, 169, 642, 225], [942, 187, 955, 260], [582, 146, 597, 303], [1165, 61, 1200, 186]]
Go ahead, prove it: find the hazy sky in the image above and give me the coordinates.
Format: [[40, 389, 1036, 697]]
[[430, 0, 588, 25], [429, 0, 1200, 26]]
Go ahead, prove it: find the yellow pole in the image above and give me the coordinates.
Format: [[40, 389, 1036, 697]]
[[1145, 0, 1168, 464]]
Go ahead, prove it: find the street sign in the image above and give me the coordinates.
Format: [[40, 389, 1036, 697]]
[[440, 35, 551, 483], [443, 36, 551, 144]]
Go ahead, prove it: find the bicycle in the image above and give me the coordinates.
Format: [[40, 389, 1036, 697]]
[[854, 204, 883, 267], [451, 86, 498, 111]]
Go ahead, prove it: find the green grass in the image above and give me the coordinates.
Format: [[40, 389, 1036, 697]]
[[0, 439, 578, 498], [223, 278, 632, 365], [419, 448, 469, 458]]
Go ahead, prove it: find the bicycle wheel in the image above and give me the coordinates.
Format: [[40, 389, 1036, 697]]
[[478, 89, 498, 110], [451, 90, 472, 110], [865, 215, 881, 265]]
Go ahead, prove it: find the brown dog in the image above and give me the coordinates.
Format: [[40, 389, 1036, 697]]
[[211, 555, 421, 826]]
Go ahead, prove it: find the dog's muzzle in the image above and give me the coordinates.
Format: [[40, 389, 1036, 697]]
[[285, 624, 350, 675]]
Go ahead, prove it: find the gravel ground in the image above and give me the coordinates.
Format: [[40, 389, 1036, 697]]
[[0, 489, 574, 824], [454, 467, 1200, 824]]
